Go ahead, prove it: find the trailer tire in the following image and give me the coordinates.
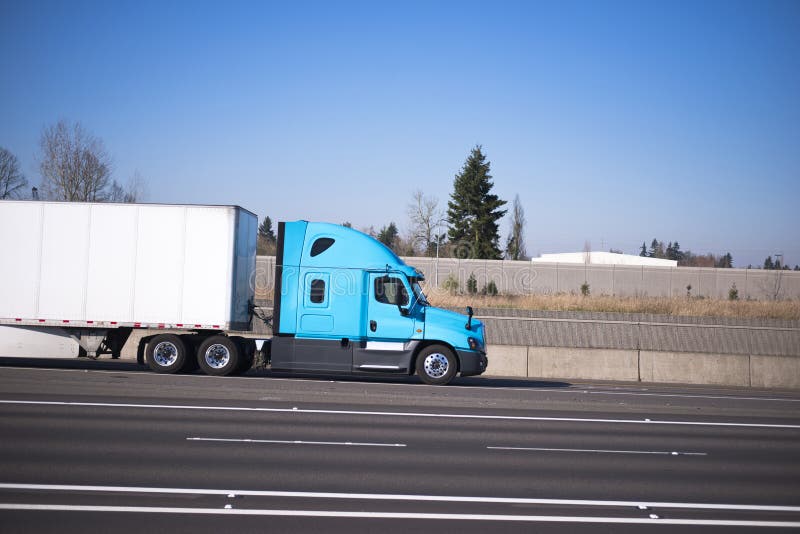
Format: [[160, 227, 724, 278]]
[[180, 335, 200, 372], [415, 344, 457, 385], [145, 334, 187, 374], [197, 335, 240, 376]]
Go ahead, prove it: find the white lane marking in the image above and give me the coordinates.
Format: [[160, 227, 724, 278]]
[[573, 390, 800, 403], [487, 446, 707, 456], [3, 366, 800, 403], [0, 504, 798, 527], [1, 483, 799, 513], [1, 399, 799, 429], [186, 437, 406, 447]]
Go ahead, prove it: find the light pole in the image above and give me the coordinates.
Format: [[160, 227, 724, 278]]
[[434, 217, 447, 286]]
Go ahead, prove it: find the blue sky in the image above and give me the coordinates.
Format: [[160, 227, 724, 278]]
[[1, 0, 798, 267]]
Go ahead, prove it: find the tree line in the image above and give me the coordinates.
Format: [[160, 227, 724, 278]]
[[639, 239, 734, 268], [0, 119, 145, 203], [639, 239, 798, 270], [6, 122, 789, 269], [257, 145, 526, 261], [762, 256, 799, 271]]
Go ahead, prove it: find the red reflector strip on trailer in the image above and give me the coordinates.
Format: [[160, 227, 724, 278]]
[[38, 319, 45, 323], [134, 323, 141, 328], [62, 320, 69, 324], [176, 324, 183, 327], [87, 321, 94, 324], [213, 325, 220, 329], [15, 318, 21, 322], [194, 324, 202, 328], [111, 322, 117, 325]]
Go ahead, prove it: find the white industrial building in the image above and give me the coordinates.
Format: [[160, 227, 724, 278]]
[[531, 251, 677, 267]]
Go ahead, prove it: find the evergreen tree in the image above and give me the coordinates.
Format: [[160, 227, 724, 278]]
[[716, 252, 733, 268], [258, 216, 275, 242], [666, 241, 684, 262], [377, 222, 399, 249], [447, 146, 507, 259], [639, 242, 647, 257], [648, 238, 665, 258], [672, 241, 683, 262], [764, 256, 774, 270]]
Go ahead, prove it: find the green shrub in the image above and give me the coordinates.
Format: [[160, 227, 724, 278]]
[[467, 273, 477, 295], [729, 283, 739, 301], [580, 282, 590, 297], [482, 280, 498, 296], [443, 274, 459, 294]]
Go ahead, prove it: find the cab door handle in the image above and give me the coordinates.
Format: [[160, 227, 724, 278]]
[[369, 320, 377, 332]]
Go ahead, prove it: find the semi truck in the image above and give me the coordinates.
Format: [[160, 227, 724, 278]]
[[0, 201, 487, 385]]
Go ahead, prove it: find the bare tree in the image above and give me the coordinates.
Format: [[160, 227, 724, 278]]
[[108, 170, 147, 203], [407, 190, 444, 256], [0, 147, 28, 199], [505, 194, 528, 260], [39, 120, 113, 201]]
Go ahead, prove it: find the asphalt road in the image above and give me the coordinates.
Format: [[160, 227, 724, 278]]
[[0, 358, 799, 532]]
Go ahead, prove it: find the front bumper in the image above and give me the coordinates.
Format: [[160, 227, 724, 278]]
[[457, 349, 488, 377]]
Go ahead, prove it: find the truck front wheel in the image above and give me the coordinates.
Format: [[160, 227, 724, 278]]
[[197, 335, 240, 376], [415, 344, 457, 385], [145, 334, 187, 374]]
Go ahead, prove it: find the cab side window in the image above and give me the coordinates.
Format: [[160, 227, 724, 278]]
[[305, 272, 329, 307], [374, 276, 409, 306], [310, 278, 326, 304]]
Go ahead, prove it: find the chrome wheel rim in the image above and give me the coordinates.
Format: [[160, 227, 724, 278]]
[[423, 352, 449, 379], [204, 344, 230, 369], [153, 341, 178, 367]]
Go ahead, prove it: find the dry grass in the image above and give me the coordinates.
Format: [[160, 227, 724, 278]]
[[427, 292, 800, 320]]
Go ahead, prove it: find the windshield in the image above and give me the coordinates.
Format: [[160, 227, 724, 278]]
[[411, 280, 430, 306]]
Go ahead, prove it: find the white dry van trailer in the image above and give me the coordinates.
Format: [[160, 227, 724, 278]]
[[0, 200, 262, 375]]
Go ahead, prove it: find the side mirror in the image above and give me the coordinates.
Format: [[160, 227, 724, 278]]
[[398, 304, 410, 317], [465, 306, 474, 330]]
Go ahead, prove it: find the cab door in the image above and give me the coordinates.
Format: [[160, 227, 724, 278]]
[[365, 273, 416, 344]]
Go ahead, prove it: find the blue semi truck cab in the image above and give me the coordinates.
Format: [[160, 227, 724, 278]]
[[269, 221, 488, 385]]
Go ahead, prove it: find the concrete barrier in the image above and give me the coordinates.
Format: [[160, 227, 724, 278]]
[[639, 350, 750, 387], [483, 346, 798, 390], [527, 347, 639, 382], [485, 345, 527, 377], [750, 355, 800, 389], [477, 309, 799, 388]]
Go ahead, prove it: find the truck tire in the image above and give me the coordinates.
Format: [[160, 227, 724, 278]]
[[197, 335, 240, 376], [231, 337, 255, 374], [145, 334, 187, 374], [415, 344, 457, 385]]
